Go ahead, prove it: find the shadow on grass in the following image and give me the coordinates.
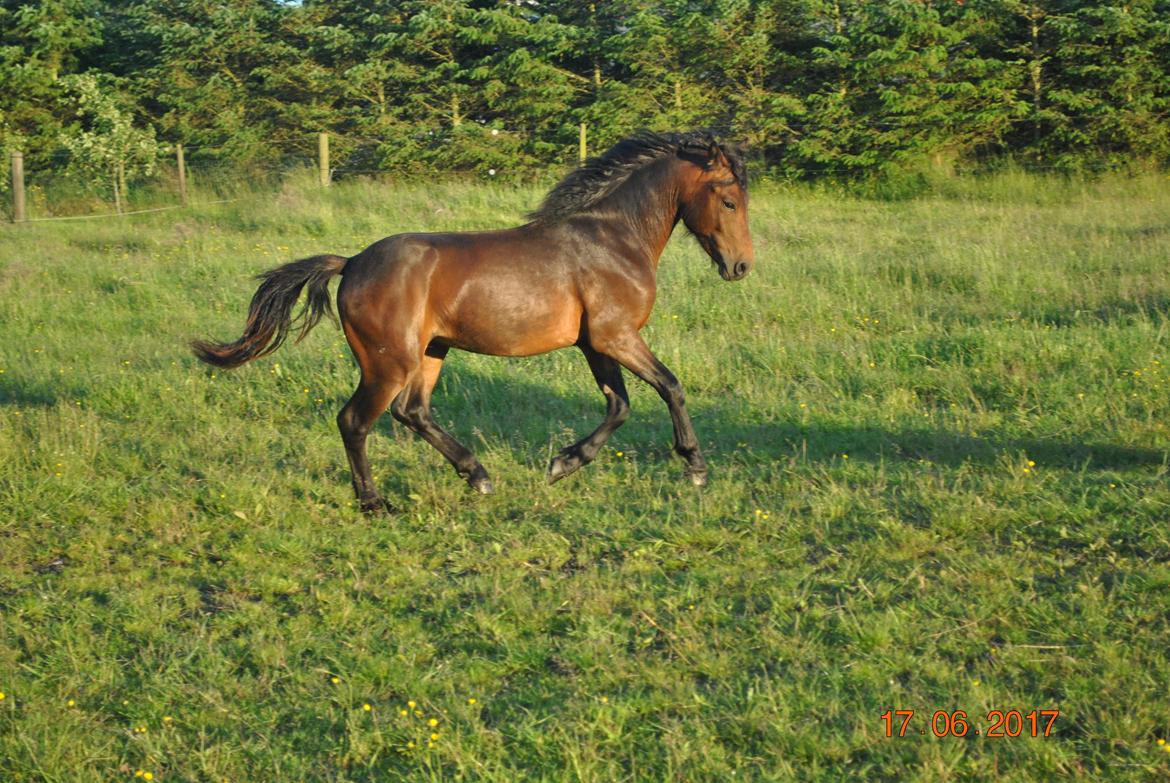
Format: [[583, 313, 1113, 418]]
[[424, 364, 1167, 473], [719, 419, 1167, 471], [0, 376, 89, 408], [1029, 294, 1170, 328]]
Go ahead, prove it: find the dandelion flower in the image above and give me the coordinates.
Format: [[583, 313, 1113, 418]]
[[1158, 738, 1166, 746], [400, 709, 408, 716], [67, 699, 75, 707], [143, 774, 153, 781], [362, 703, 372, 712], [407, 700, 416, 709], [431, 732, 440, 741], [331, 677, 339, 684], [468, 698, 477, 705], [428, 718, 438, 727], [163, 716, 173, 723]]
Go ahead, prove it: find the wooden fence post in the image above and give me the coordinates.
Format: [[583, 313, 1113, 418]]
[[176, 143, 188, 206], [11, 151, 25, 222], [318, 132, 330, 187], [117, 161, 127, 211], [579, 123, 587, 165], [112, 163, 123, 214]]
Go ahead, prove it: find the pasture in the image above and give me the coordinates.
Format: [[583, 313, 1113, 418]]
[[2, 173, 1169, 781]]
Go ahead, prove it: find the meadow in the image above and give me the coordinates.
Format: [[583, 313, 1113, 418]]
[[2, 172, 1169, 782]]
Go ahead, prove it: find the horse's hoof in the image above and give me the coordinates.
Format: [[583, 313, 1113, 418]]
[[359, 496, 395, 515], [687, 470, 708, 488], [466, 466, 494, 495], [547, 452, 582, 484]]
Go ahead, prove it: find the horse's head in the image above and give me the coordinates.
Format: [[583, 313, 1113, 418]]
[[679, 138, 754, 281]]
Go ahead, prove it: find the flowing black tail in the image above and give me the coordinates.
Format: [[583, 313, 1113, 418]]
[[192, 254, 348, 369]]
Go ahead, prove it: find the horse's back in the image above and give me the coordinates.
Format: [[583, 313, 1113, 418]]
[[339, 227, 584, 357]]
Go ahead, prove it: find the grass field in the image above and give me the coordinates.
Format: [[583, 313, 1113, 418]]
[[2, 172, 1170, 782]]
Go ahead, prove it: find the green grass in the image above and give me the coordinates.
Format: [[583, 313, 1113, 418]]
[[2, 172, 1170, 782]]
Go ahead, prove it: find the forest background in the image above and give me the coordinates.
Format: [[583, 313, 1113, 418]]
[[2, 0, 1170, 200]]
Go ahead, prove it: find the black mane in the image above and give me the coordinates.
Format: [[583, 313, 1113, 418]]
[[529, 130, 748, 223]]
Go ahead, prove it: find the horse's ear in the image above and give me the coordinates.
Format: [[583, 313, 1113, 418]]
[[705, 140, 724, 169]]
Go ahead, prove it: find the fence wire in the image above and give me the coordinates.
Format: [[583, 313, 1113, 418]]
[[5, 128, 1156, 223]]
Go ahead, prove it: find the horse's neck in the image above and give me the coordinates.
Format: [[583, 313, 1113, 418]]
[[612, 163, 684, 270]]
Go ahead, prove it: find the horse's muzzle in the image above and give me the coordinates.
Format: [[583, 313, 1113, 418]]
[[718, 259, 751, 281]]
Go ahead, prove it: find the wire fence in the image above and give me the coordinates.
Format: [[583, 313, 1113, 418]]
[[6, 122, 1160, 223], [4, 128, 592, 222]]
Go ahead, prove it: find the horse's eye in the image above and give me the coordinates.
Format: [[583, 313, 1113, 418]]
[[722, 199, 736, 211]]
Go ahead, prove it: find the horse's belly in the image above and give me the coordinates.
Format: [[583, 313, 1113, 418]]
[[438, 280, 582, 357]]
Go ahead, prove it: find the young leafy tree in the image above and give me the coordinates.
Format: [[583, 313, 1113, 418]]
[[57, 72, 162, 209]]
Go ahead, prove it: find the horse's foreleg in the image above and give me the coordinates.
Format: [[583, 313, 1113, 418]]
[[548, 345, 630, 484], [595, 333, 708, 486], [390, 346, 494, 495]]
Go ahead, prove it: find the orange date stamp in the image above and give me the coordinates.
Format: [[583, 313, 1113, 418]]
[[881, 709, 1059, 738]]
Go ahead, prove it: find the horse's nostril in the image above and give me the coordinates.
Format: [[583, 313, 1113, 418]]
[[733, 261, 748, 278]]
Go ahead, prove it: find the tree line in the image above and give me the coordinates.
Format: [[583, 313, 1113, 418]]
[[2, 0, 1168, 187]]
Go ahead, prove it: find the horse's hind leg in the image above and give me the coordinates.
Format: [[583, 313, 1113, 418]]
[[338, 371, 405, 513], [548, 345, 630, 484], [390, 344, 494, 494]]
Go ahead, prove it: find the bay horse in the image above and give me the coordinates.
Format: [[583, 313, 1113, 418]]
[[193, 131, 754, 513]]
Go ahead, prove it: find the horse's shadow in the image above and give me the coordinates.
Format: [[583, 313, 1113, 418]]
[[419, 362, 1167, 474]]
